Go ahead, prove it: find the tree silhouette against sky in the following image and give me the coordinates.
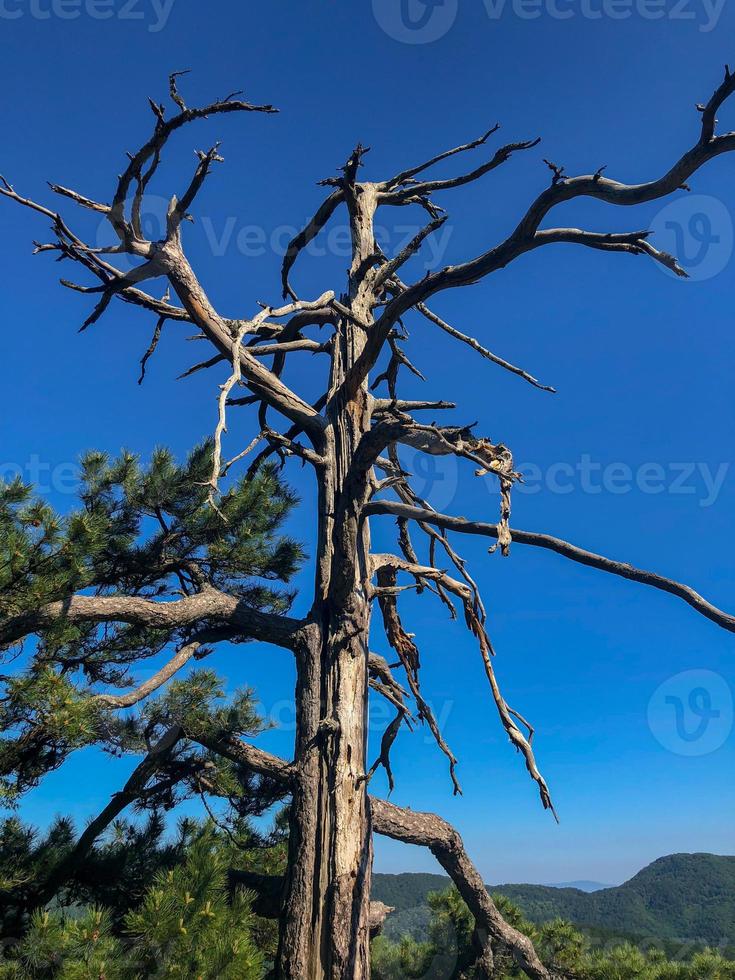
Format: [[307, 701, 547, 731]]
[[2, 66, 735, 979]]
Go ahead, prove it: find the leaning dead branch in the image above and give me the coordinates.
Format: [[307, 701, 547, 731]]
[[371, 797, 552, 980], [388, 275, 556, 392], [365, 500, 735, 633]]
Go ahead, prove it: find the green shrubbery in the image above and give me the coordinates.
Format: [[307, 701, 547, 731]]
[[0, 826, 267, 979], [371, 885, 735, 980]]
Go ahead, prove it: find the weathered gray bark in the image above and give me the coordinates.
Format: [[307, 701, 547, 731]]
[[278, 169, 379, 980]]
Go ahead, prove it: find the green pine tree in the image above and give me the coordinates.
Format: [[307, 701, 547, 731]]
[[124, 827, 264, 979], [0, 442, 301, 935], [0, 826, 266, 979]]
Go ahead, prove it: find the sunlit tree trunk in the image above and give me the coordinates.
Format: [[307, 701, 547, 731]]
[[277, 176, 379, 980]]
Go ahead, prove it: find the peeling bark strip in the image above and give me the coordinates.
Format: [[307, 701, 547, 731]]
[[3, 68, 735, 979]]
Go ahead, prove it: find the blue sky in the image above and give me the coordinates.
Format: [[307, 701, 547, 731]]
[[1, 0, 734, 886]]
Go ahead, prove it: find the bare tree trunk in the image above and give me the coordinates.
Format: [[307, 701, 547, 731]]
[[277, 172, 379, 980]]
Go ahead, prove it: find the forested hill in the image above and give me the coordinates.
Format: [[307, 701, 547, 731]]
[[372, 853, 735, 946]]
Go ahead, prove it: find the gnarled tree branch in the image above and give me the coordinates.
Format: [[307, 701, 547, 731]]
[[371, 797, 552, 980], [0, 588, 306, 651]]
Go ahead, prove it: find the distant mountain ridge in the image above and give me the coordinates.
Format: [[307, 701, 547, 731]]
[[372, 853, 735, 947], [547, 880, 610, 892]]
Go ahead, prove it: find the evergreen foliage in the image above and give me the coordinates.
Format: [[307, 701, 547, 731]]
[[0, 442, 302, 801], [0, 826, 266, 979], [0, 444, 300, 941]]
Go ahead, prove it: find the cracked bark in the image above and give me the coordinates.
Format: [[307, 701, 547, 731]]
[[278, 175, 380, 980]]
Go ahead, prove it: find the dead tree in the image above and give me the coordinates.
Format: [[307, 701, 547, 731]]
[[2, 67, 735, 980]]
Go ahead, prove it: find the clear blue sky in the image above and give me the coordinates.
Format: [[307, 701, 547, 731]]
[[1, 0, 733, 887]]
